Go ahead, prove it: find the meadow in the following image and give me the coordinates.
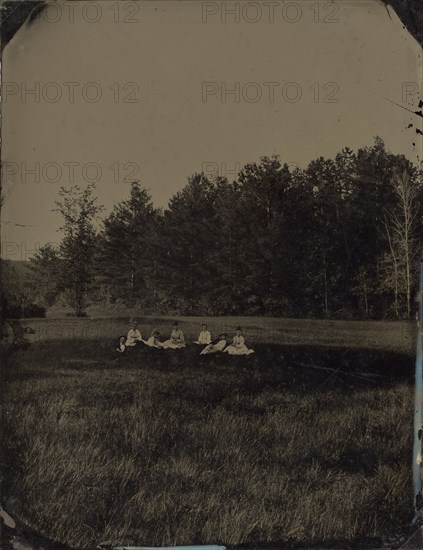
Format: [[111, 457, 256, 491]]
[[1, 316, 417, 549], [8, 311, 416, 353]]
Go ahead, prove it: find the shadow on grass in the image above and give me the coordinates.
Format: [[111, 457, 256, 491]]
[[5, 339, 415, 393], [1, 339, 416, 550]]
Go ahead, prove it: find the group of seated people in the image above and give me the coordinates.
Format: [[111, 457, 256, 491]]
[[116, 321, 254, 356]]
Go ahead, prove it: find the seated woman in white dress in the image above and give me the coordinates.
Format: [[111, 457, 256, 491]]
[[195, 323, 212, 345], [224, 327, 254, 355], [144, 329, 163, 348], [162, 322, 186, 349], [125, 321, 143, 347], [200, 333, 228, 355]]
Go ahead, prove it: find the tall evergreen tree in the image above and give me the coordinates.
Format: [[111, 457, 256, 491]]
[[160, 173, 218, 313], [235, 155, 292, 313], [94, 182, 160, 306]]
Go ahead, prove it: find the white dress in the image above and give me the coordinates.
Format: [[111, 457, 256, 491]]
[[144, 336, 163, 348], [162, 329, 186, 349], [126, 329, 142, 346], [195, 330, 212, 345], [224, 335, 254, 355], [200, 339, 227, 355]]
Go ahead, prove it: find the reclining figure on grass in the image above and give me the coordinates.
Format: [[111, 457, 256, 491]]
[[200, 333, 228, 355], [143, 329, 163, 348]]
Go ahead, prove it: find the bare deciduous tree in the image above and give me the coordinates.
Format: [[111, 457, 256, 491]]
[[383, 170, 420, 318]]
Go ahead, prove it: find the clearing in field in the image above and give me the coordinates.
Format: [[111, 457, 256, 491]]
[[1, 318, 416, 549]]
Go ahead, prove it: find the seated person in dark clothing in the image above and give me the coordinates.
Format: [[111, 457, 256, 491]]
[[116, 336, 127, 354]]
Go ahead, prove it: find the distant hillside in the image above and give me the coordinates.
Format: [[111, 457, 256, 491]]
[[2, 260, 32, 282], [6, 260, 31, 276]]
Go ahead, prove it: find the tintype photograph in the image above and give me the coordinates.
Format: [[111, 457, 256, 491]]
[[1, 1, 423, 549]]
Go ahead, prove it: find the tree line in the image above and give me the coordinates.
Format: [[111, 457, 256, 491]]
[[3, 137, 423, 320]]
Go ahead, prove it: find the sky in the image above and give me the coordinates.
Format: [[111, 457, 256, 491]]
[[1, 0, 422, 260]]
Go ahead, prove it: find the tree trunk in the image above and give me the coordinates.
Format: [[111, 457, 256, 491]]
[[362, 274, 369, 316], [75, 288, 83, 317], [384, 220, 399, 319], [323, 251, 328, 318]]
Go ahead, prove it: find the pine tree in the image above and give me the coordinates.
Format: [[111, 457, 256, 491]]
[[94, 182, 160, 306], [160, 173, 218, 313]]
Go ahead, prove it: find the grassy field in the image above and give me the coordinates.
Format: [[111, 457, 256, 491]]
[[9, 312, 416, 353], [1, 317, 417, 549]]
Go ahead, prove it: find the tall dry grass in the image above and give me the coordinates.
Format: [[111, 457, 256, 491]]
[[2, 332, 415, 548]]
